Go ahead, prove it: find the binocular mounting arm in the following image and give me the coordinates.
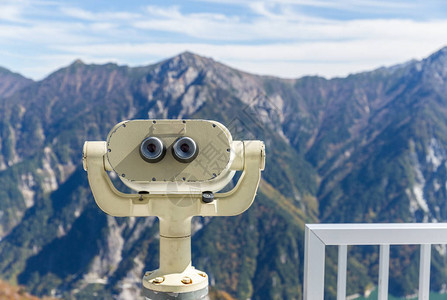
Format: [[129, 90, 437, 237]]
[[83, 140, 265, 219]]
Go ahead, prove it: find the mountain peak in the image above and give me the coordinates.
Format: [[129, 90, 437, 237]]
[[0, 66, 12, 74], [419, 45, 447, 86], [167, 51, 214, 67], [178, 51, 197, 58], [0, 66, 26, 78], [432, 46, 447, 56], [425, 46, 447, 64], [0, 66, 33, 98], [70, 59, 85, 66], [0, 67, 32, 81]]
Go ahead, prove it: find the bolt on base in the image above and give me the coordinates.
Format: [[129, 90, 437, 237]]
[[142, 266, 209, 299]]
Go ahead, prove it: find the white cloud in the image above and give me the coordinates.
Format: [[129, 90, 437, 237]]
[[49, 38, 446, 78], [60, 7, 140, 22], [130, 4, 447, 44], [0, 5, 23, 22], [196, 0, 417, 12], [50, 40, 438, 63], [0, 0, 445, 80], [133, 5, 246, 40]]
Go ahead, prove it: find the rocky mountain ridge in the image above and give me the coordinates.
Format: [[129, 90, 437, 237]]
[[0, 47, 446, 299]]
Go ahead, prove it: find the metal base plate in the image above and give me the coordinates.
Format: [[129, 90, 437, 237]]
[[143, 285, 209, 300]]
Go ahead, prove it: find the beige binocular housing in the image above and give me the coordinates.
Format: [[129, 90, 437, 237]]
[[83, 119, 265, 299]]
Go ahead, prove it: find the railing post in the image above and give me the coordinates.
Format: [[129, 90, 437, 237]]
[[337, 245, 347, 300], [303, 225, 326, 300], [378, 244, 390, 300], [419, 244, 431, 300]]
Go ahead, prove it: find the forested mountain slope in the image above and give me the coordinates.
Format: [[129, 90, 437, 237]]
[[0, 47, 447, 299]]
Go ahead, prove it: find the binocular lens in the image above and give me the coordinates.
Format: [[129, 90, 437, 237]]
[[140, 137, 166, 163], [180, 143, 190, 153], [147, 143, 157, 153], [172, 137, 198, 163]]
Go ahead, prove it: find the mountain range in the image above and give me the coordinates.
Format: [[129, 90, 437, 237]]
[[0, 47, 447, 299]]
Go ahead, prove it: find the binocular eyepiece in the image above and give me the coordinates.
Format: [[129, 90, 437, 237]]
[[172, 136, 198, 163], [140, 136, 198, 163], [140, 137, 166, 163]]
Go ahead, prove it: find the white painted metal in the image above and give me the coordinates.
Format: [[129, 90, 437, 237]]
[[303, 223, 447, 300], [306, 223, 447, 245], [337, 245, 347, 300], [378, 244, 389, 300], [419, 244, 431, 300], [303, 226, 326, 300]]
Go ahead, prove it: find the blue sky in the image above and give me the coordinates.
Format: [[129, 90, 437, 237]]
[[1, 0, 446, 80]]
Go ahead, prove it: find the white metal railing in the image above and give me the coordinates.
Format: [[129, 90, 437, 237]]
[[303, 223, 447, 300]]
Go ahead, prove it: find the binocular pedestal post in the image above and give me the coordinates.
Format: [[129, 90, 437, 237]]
[[142, 217, 209, 299]]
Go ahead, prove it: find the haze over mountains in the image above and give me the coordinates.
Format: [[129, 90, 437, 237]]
[[0, 47, 447, 299]]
